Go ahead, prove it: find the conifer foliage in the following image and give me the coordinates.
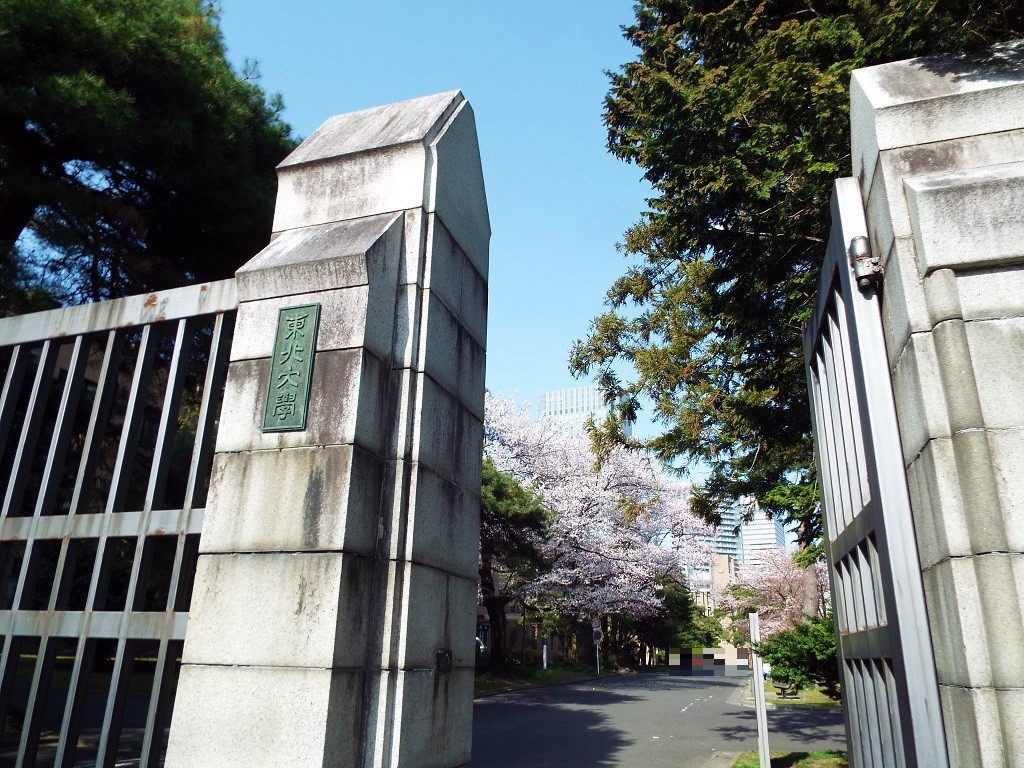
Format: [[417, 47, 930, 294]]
[[0, 0, 297, 312], [571, 1, 1024, 544]]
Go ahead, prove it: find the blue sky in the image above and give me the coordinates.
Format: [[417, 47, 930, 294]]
[[217, 1, 659, 430]]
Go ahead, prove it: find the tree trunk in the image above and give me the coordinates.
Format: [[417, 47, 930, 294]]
[[801, 562, 821, 617], [797, 523, 822, 617], [479, 553, 508, 676], [576, 621, 596, 667], [483, 595, 508, 676]]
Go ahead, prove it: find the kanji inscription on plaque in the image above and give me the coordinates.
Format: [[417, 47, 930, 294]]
[[262, 303, 321, 432]]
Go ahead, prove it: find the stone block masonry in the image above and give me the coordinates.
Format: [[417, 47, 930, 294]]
[[852, 42, 1024, 768], [165, 91, 489, 768]]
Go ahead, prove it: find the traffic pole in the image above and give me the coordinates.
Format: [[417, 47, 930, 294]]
[[749, 612, 771, 768]]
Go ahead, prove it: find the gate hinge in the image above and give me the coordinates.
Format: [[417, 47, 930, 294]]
[[848, 236, 882, 288]]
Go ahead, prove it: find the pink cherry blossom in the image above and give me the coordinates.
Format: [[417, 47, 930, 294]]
[[722, 545, 829, 638], [485, 392, 715, 621]]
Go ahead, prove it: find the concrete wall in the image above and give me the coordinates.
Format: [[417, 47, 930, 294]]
[[165, 91, 489, 768], [851, 43, 1024, 767]]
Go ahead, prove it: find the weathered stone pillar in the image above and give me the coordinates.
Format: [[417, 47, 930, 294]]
[[851, 43, 1024, 767], [165, 91, 488, 768]]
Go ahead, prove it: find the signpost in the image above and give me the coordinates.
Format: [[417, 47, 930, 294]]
[[749, 612, 771, 768], [592, 619, 602, 675]]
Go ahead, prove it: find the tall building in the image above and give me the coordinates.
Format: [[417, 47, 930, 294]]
[[740, 507, 786, 566], [713, 504, 742, 560], [537, 384, 632, 436]]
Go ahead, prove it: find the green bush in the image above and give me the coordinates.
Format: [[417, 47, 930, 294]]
[[756, 615, 840, 699]]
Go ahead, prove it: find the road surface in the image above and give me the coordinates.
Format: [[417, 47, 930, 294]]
[[472, 672, 846, 768]]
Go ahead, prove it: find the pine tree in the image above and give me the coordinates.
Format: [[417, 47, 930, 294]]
[[0, 0, 297, 312]]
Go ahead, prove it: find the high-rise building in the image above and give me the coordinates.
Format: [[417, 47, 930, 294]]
[[713, 505, 742, 560], [699, 500, 786, 566], [740, 507, 786, 566], [537, 384, 632, 436]]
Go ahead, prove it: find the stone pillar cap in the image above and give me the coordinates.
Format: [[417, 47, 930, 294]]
[[851, 40, 1024, 183], [271, 90, 490, 271], [278, 90, 465, 169]]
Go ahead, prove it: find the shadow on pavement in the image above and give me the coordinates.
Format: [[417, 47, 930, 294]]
[[473, 688, 635, 767], [710, 704, 845, 748], [567, 671, 744, 695]]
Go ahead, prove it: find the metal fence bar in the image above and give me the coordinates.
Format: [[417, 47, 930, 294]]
[[96, 636, 135, 766], [2, 340, 54, 519], [99, 536, 159, 760], [872, 657, 897, 765], [832, 291, 872, 509], [0, 280, 236, 766], [808, 365, 841, 543], [828, 302, 869, 514], [0, 345, 27, 438], [15, 635, 55, 767], [145, 319, 191, 513], [859, 657, 884, 766], [54, 637, 97, 768], [138, 530, 188, 768], [0, 609, 191, 642], [843, 660, 864, 767], [883, 659, 907, 768], [818, 331, 853, 531], [139, 636, 171, 768], [66, 330, 122, 518], [184, 311, 233, 510], [32, 336, 88, 518], [0, 280, 237, 346], [0, 507, 203, 542], [104, 325, 156, 517]]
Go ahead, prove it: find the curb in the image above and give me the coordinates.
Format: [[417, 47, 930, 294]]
[[698, 752, 738, 768]]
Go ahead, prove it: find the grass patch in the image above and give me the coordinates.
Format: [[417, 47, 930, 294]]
[[474, 667, 599, 695], [732, 750, 847, 768], [765, 683, 841, 707]]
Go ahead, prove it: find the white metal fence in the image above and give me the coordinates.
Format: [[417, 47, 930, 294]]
[[804, 179, 948, 768], [0, 280, 236, 767]]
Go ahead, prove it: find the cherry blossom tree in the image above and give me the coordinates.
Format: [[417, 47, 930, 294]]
[[484, 393, 714, 625], [723, 546, 829, 639]]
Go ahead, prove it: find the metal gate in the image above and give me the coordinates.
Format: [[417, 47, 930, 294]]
[[0, 280, 236, 766], [804, 178, 948, 768]]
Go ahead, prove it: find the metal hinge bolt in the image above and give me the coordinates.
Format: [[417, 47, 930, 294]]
[[848, 235, 882, 289]]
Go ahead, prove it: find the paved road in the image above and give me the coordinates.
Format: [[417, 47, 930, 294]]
[[472, 673, 846, 768]]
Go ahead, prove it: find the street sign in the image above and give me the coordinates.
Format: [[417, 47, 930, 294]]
[[593, 630, 602, 642], [591, 618, 601, 629]]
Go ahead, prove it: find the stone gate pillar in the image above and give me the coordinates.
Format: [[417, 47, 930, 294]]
[[851, 44, 1024, 767], [165, 91, 488, 768]]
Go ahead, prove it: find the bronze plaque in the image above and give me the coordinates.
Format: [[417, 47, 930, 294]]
[[262, 303, 321, 432]]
